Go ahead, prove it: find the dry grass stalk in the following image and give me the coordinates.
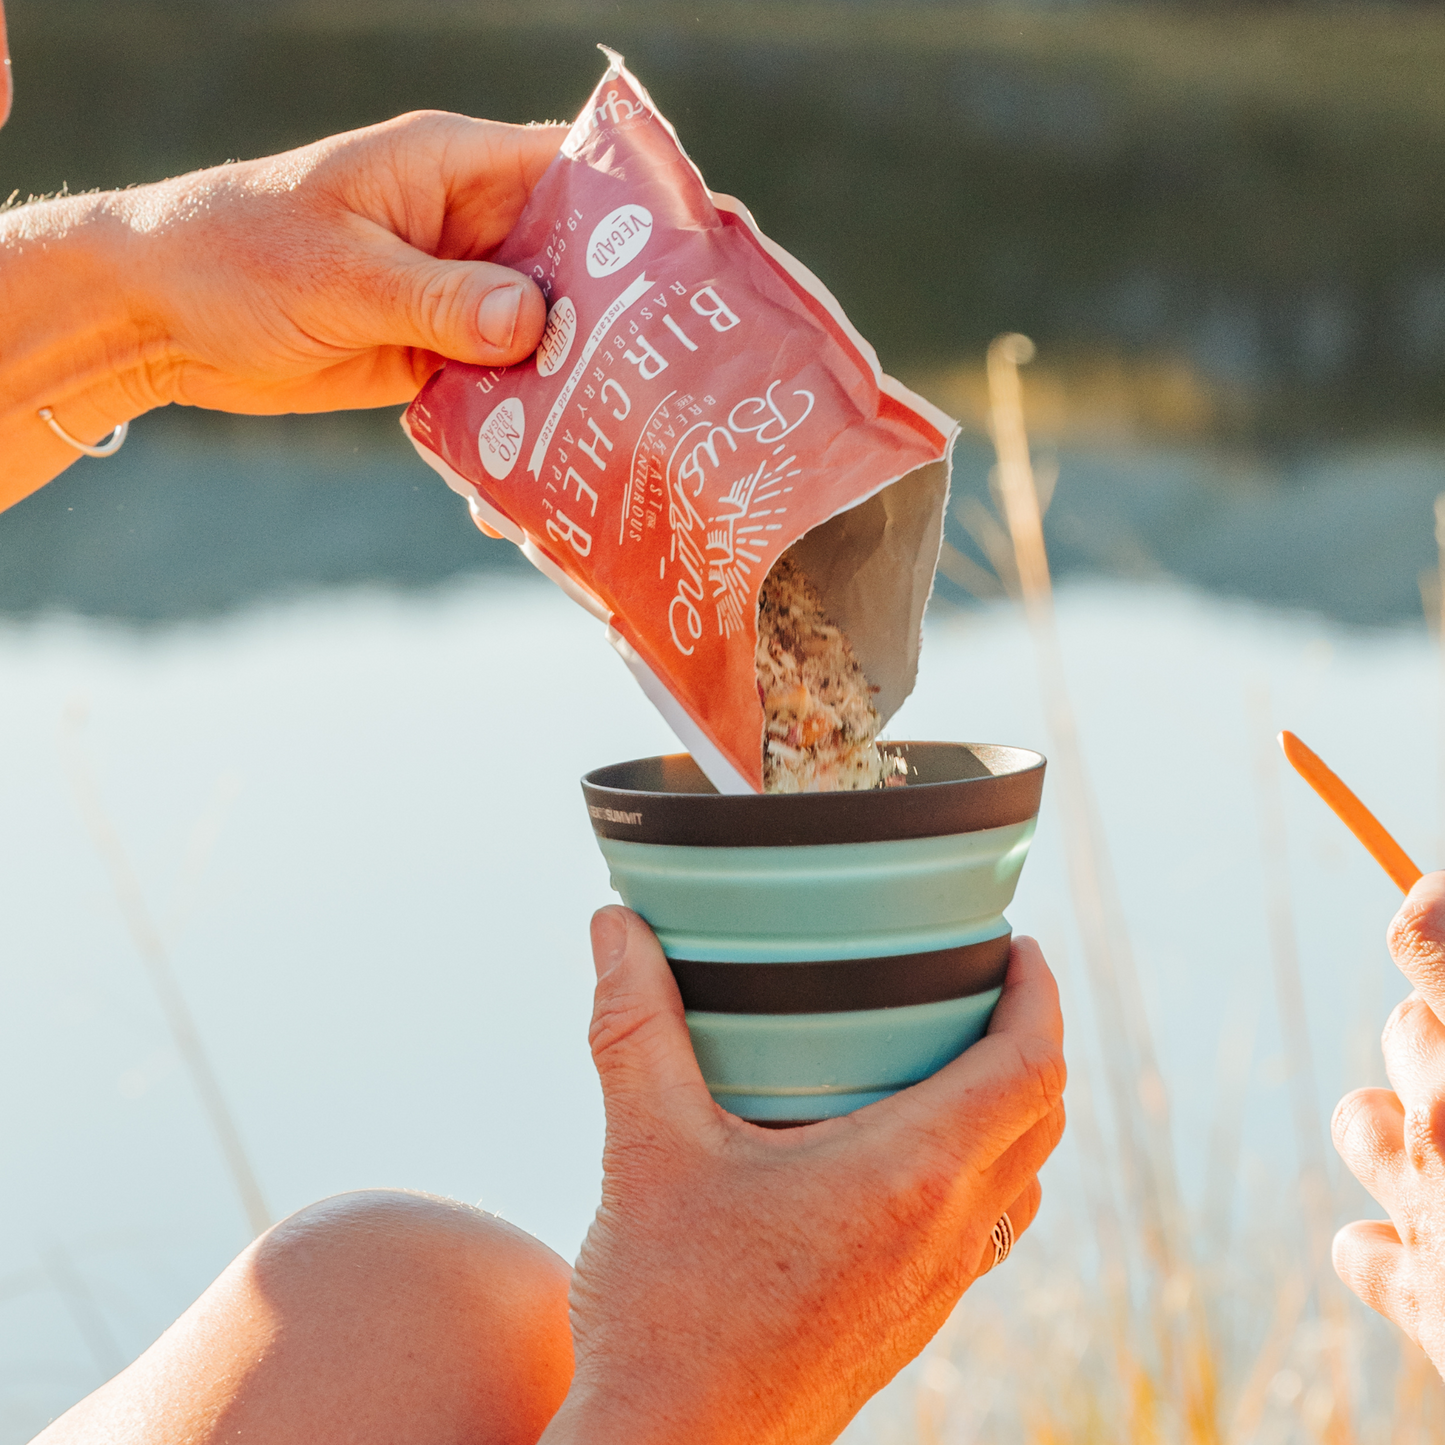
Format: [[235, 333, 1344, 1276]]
[[1249, 688, 1356, 1441], [985, 331, 1221, 1441], [936, 539, 1008, 601], [61, 704, 272, 1241], [953, 495, 1023, 599], [39, 1243, 126, 1380], [915, 350, 1226, 446], [885, 347, 1445, 1443], [1395, 1342, 1445, 1436]]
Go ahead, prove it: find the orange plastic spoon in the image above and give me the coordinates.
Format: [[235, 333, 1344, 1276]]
[[1278, 730, 1423, 894]]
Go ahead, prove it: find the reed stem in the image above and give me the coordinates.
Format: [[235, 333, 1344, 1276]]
[[1249, 687, 1356, 1442], [987, 333, 1220, 1440], [62, 711, 271, 1241]]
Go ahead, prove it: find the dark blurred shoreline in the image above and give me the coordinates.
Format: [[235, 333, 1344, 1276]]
[[4, 405, 1440, 630], [0, 411, 532, 625], [5, 2, 1445, 627], [7, 1, 1445, 441]]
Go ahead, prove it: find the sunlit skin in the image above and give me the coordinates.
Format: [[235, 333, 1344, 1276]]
[[1333, 871, 1445, 1371], [0, 0, 563, 509], [5, 23, 1072, 1444], [35, 911, 1064, 1445]]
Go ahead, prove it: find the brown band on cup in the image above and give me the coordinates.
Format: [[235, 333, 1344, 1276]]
[[582, 742, 1045, 847], [669, 932, 1011, 1014]]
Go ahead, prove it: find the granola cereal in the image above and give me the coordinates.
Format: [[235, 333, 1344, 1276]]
[[756, 549, 895, 793]]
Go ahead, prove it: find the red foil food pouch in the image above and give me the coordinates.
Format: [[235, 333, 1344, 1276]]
[[405, 49, 956, 793]]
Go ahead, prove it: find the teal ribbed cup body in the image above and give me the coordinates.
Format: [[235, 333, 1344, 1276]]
[[598, 825, 1035, 962], [582, 743, 1045, 1124]]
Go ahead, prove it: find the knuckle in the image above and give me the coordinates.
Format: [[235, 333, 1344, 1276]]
[[1331, 1089, 1383, 1158], [873, 1135, 984, 1235], [1331, 1091, 1366, 1149], [1333, 1224, 1384, 1299], [1331, 1226, 1357, 1282], [1392, 1268, 1423, 1336], [1016, 1104, 1067, 1176], [1389, 899, 1445, 982], [417, 269, 469, 343], [378, 108, 453, 141], [1396, 1207, 1423, 1251], [587, 988, 653, 1064], [1011, 1034, 1068, 1111], [1046, 1099, 1067, 1152], [1383, 994, 1426, 1050], [883, 1040, 1067, 1211], [889, 1161, 959, 1231], [124, 349, 181, 412], [1403, 1104, 1438, 1171]]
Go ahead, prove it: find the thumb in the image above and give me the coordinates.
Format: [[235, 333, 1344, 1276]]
[[588, 907, 714, 1126], [348, 231, 549, 367]]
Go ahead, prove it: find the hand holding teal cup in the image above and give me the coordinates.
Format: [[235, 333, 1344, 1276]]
[[581, 741, 1045, 1125]]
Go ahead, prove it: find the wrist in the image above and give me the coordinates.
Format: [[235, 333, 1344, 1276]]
[[538, 1365, 803, 1445], [539, 1384, 710, 1445], [0, 191, 173, 506]]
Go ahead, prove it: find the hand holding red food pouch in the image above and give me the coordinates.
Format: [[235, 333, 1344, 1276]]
[[405, 48, 956, 793]]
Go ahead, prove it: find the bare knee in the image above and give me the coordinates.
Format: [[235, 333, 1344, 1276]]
[[237, 1189, 574, 1442], [255, 1186, 572, 1327], [35, 1189, 574, 1445]]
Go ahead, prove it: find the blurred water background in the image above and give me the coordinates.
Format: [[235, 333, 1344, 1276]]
[[4, 2, 1445, 1440]]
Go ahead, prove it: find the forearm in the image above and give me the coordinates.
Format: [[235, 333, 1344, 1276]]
[[0, 193, 169, 508]]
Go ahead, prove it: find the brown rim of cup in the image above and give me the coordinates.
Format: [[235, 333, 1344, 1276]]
[[581, 741, 1045, 847], [668, 932, 1011, 1014]]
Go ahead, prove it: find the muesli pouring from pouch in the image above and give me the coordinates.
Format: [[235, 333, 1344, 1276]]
[[405, 47, 957, 793]]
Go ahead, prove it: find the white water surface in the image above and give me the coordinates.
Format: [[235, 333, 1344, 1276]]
[[0, 575, 1433, 1439]]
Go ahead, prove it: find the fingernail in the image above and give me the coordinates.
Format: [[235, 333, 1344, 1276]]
[[477, 284, 523, 350], [590, 908, 628, 975]]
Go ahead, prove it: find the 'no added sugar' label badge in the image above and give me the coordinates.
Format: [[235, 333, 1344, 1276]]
[[478, 397, 525, 480], [536, 297, 577, 378], [587, 205, 653, 278]]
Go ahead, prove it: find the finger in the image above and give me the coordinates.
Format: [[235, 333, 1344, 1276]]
[[588, 907, 716, 1129], [887, 1028, 1066, 1172], [1389, 872, 1445, 1021], [1331, 1087, 1406, 1212], [975, 1176, 1043, 1278], [433, 121, 568, 259], [955, 1100, 1062, 1280], [382, 115, 567, 259], [885, 939, 1066, 1166], [1382, 991, 1445, 1110], [1333, 1219, 1418, 1340], [913, 1098, 1065, 1291], [987, 935, 1064, 1049], [982, 1098, 1066, 1217], [344, 233, 549, 369]]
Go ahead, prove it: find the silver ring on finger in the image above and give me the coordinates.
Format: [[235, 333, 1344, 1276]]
[[991, 1212, 1015, 1268]]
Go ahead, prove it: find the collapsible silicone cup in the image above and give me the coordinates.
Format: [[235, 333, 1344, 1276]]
[[581, 741, 1045, 1124]]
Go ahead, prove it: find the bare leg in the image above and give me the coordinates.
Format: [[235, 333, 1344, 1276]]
[[32, 1189, 574, 1445]]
